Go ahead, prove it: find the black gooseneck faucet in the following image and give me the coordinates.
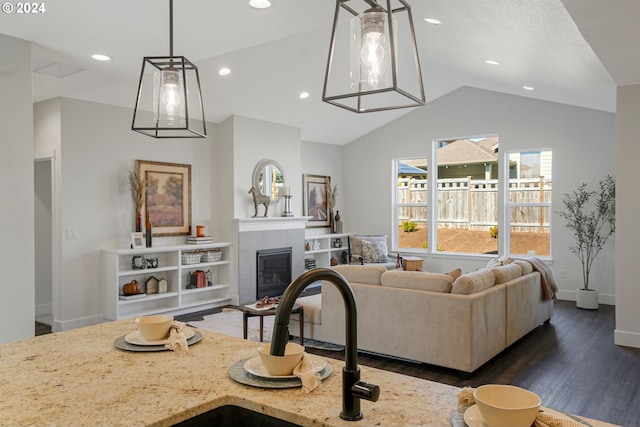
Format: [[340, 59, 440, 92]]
[[270, 268, 380, 421]]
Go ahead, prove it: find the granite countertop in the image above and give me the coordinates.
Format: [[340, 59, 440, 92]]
[[0, 320, 618, 427]]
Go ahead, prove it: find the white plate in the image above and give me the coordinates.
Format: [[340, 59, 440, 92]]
[[244, 353, 326, 380], [463, 404, 572, 427], [124, 327, 196, 346]]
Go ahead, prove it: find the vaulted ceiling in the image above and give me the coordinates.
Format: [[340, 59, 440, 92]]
[[1, 0, 636, 145]]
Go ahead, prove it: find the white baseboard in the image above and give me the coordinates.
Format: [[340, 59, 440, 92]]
[[614, 330, 640, 349], [555, 289, 615, 306], [35, 302, 51, 317], [53, 314, 106, 332]]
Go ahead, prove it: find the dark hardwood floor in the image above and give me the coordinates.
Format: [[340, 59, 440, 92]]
[[36, 300, 640, 426]]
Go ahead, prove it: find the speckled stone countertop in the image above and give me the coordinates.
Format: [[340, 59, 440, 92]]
[[0, 320, 618, 427]]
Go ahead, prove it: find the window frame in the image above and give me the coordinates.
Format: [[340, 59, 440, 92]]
[[391, 141, 553, 260]]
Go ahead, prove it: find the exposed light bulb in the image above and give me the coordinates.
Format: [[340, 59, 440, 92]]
[[359, 8, 387, 87], [153, 69, 186, 127]]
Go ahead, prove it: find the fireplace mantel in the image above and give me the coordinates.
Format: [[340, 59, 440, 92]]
[[236, 216, 312, 232]]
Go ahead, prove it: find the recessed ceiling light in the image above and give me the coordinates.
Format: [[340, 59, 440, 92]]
[[485, 60, 500, 65], [249, 0, 272, 9], [523, 86, 535, 91], [91, 54, 111, 61], [424, 17, 442, 25], [218, 67, 231, 76], [299, 91, 310, 99]]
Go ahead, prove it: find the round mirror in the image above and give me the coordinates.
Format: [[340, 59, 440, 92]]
[[252, 159, 285, 201]]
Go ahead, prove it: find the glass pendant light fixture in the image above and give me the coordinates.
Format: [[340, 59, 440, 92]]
[[132, 0, 206, 138], [323, 0, 425, 113]]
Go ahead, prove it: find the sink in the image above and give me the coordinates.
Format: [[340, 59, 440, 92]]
[[171, 405, 302, 427]]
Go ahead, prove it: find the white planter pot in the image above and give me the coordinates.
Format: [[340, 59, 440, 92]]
[[576, 288, 599, 310]]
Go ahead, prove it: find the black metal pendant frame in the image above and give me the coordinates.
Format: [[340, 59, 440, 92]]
[[322, 0, 425, 113]]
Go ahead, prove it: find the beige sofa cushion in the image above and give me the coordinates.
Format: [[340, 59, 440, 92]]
[[451, 270, 496, 295], [491, 263, 523, 284], [332, 264, 386, 285], [295, 294, 321, 325], [513, 259, 533, 275], [381, 271, 453, 293]]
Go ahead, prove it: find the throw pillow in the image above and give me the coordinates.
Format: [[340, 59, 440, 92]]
[[349, 235, 387, 257], [362, 239, 389, 263], [485, 256, 513, 270], [445, 268, 462, 281]]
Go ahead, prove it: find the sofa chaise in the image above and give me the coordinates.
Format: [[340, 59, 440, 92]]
[[292, 260, 554, 375]]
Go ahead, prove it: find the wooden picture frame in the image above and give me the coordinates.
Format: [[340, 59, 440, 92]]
[[303, 174, 330, 227], [136, 160, 191, 236]]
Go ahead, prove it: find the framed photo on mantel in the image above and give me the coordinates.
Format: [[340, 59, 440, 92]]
[[303, 174, 330, 228], [136, 160, 192, 236]]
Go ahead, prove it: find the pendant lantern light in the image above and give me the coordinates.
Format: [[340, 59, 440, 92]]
[[322, 0, 425, 113], [132, 0, 206, 138]]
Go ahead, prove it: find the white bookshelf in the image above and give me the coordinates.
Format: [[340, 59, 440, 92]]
[[304, 233, 350, 269], [103, 242, 232, 320]]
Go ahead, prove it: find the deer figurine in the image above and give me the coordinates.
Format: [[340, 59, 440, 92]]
[[249, 186, 270, 217]]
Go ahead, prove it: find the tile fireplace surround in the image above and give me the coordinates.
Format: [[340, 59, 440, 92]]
[[236, 217, 310, 304]]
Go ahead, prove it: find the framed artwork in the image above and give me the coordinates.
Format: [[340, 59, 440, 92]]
[[130, 232, 145, 249], [136, 160, 192, 236], [303, 174, 330, 227]]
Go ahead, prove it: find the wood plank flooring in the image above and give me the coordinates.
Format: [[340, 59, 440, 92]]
[[37, 300, 639, 426]]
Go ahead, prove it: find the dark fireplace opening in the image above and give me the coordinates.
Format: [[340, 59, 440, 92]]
[[256, 247, 292, 300]]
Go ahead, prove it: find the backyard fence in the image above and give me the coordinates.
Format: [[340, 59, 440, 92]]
[[397, 176, 551, 233]]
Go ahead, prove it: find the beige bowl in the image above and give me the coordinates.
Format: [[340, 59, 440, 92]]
[[257, 342, 305, 376], [473, 384, 541, 427], [134, 315, 174, 341]]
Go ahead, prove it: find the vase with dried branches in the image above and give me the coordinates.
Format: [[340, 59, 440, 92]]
[[326, 183, 338, 232], [128, 170, 148, 232]]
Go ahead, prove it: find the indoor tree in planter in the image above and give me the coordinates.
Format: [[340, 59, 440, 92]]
[[556, 175, 615, 309]]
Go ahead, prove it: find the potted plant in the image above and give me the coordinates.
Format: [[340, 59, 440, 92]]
[[556, 175, 615, 309]]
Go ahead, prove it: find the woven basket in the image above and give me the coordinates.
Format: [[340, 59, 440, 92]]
[[181, 252, 201, 265], [201, 249, 222, 262]]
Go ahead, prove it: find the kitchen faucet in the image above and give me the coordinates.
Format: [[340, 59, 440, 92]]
[[270, 268, 380, 421]]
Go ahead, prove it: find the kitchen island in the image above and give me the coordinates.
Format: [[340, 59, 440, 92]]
[[0, 320, 617, 427]]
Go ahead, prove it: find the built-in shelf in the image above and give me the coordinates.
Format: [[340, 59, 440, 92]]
[[103, 243, 232, 320], [304, 233, 350, 269]]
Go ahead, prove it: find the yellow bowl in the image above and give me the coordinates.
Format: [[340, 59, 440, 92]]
[[257, 342, 305, 376], [134, 315, 174, 341], [473, 384, 541, 427]]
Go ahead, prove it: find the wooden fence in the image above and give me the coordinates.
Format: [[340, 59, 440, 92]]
[[397, 177, 551, 233]]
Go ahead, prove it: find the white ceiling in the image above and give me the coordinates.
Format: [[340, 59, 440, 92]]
[[0, 0, 635, 145]]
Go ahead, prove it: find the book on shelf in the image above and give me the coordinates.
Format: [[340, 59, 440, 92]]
[[186, 236, 213, 244], [119, 293, 147, 300]]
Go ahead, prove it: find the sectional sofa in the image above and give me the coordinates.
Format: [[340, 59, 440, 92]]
[[291, 261, 554, 375]]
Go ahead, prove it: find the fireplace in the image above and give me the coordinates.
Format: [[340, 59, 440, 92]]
[[256, 247, 292, 300]]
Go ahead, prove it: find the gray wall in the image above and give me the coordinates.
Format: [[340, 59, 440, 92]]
[[341, 86, 616, 303], [614, 83, 640, 348], [0, 34, 35, 343]]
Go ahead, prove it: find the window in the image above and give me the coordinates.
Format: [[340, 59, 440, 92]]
[[394, 158, 428, 250], [506, 150, 552, 256], [393, 139, 552, 258], [435, 137, 499, 255]]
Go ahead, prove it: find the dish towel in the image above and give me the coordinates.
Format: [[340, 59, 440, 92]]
[[164, 321, 189, 357], [293, 353, 321, 393], [457, 387, 587, 427]]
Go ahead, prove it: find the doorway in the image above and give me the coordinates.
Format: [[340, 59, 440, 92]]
[[34, 156, 54, 334]]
